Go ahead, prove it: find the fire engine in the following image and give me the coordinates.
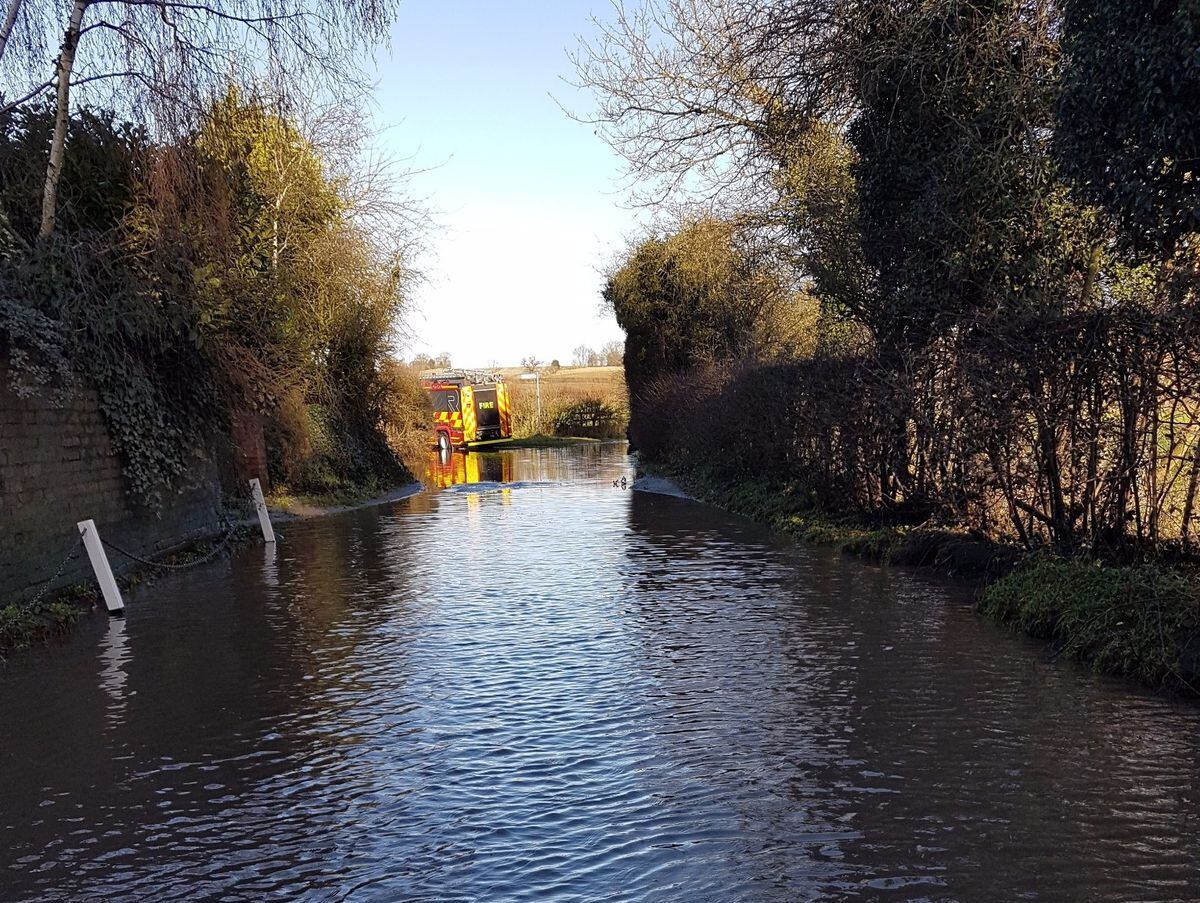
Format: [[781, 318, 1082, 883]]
[[420, 369, 514, 452]]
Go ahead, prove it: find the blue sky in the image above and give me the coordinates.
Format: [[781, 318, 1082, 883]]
[[368, 1, 639, 368]]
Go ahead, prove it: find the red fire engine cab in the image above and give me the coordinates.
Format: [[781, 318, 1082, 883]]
[[420, 370, 514, 452]]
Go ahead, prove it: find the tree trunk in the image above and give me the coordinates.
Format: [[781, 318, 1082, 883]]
[[38, 0, 87, 240], [1080, 243, 1101, 306], [1180, 434, 1200, 549], [0, 0, 24, 62]]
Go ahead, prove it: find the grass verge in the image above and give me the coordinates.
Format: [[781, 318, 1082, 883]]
[[0, 593, 89, 653], [980, 559, 1200, 691], [502, 434, 609, 449], [267, 475, 417, 514]]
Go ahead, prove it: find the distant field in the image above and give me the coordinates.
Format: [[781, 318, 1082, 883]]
[[499, 362, 624, 386], [498, 365, 626, 397], [499, 366, 628, 438]]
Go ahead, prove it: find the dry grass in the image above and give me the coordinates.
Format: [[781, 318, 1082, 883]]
[[379, 360, 434, 475], [499, 365, 625, 393]]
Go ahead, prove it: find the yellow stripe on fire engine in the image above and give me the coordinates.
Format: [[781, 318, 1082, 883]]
[[461, 386, 477, 441], [496, 383, 511, 436]]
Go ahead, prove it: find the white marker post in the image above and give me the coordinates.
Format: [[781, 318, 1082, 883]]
[[77, 520, 124, 614], [249, 478, 276, 544], [519, 370, 542, 432]]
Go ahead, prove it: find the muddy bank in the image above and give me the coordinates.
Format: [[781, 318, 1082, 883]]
[[267, 482, 423, 519]]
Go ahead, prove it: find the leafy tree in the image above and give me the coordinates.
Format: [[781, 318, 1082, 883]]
[[0, 0, 399, 237], [188, 91, 413, 491], [847, 1, 1070, 352], [583, 0, 1200, 550], [1057, 0, 1200, 258], [604, 217, 800, 400], [1, 91, 420, 503]]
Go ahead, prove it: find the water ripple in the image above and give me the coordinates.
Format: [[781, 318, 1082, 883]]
[[1, 445, 1198, 901]]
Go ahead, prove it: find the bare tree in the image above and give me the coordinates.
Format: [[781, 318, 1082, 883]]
[[573, 0, 855, 218], [572, 344, 594, 367], [575, 1, 877, 325], [601, 339, 624, 366], [0, 0, 399, 236]]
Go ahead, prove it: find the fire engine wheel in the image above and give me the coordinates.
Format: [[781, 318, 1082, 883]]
[[436, 432, 452, 454]]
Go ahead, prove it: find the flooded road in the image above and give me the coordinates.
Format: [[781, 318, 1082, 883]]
[[2, 443, 1199, 901]]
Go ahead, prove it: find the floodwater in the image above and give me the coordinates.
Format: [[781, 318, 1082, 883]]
[[2, 443, 1199, 901]]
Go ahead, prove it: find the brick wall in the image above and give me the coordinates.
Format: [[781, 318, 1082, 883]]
[[0, 370, 227, 603], [231, 409, 270, 490]]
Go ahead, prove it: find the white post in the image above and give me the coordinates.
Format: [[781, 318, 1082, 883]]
[[249, 478, 276, 544], [77, 520, 124, 614], [535, 371, 542, 432], [262, 538, 279, 589]]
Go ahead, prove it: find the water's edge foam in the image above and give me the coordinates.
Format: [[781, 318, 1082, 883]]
[[631, 475, 694, 500]]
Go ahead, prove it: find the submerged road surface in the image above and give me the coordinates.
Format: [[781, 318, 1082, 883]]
[[1, 443, 1199, 901]]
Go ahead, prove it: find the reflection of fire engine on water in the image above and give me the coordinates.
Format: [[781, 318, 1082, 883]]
[[425, 447, 514, 489], [420, 369, 513, 452]]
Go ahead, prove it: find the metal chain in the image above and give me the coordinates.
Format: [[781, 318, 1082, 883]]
[[17, 538, 83, 613], [99, 519, 243, 572], [16, 517, 252, 618]]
